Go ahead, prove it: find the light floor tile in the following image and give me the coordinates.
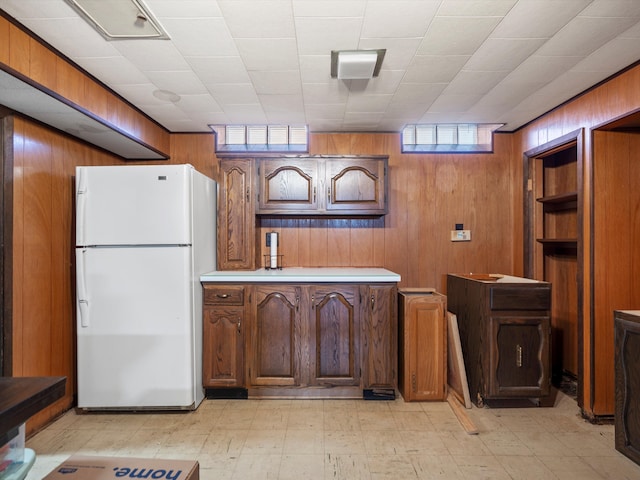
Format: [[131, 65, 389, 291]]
[[23, 391, 640, 480], [324, 453, 370, 480]]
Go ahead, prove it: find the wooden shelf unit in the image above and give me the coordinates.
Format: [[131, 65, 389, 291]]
[[524, 130, 582, 409]]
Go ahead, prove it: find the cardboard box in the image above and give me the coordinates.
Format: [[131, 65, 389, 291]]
[[43, 455, 198, 480]]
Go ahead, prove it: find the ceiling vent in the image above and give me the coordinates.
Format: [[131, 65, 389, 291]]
[[64, 0, 169, 40]]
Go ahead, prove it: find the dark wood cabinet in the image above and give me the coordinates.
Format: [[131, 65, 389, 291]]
[[258, 158, 319, 213], [325, 157, 387, 214], [249, 285, 301, 387], [615, 310, 640, 465], [217, 158, 258, 270], [202, 280, 396, 398], [398, 289, 447, 401], [202, 285, 245, 388], [362, 284, 398, 393], [256, 156, 388, 215], [447, 273, 551, 406], [310, 285, 360, 387]]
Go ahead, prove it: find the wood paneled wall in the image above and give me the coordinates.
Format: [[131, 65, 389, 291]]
[[256, 132, 515, 290]]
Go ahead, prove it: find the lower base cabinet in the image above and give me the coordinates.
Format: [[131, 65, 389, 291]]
[[398, 289, 447, 401], [447, 273, 551, 407], [203, 282, 397, 398], [615, 310, 640, 466]]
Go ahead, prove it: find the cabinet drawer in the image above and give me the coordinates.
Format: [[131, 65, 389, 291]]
[[490, 287, 550, 311], [204, 286, 244, 305]]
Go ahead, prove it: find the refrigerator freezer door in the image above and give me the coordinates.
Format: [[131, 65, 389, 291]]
[[76, 164, 192, 246], [76, 246, 199, 409]]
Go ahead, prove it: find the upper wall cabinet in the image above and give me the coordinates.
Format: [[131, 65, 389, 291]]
[[256, 156, 388, 216]]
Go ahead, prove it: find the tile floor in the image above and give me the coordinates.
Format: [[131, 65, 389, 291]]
[[24, 390, 640, 479]]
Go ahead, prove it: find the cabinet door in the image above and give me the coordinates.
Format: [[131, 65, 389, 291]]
[[203, 306, 244, 387], [362, 284, 397, 389], [488, 315, 550, 397], [309, 285, 360, 386], [325, 158, 387, 214], [257, 158, 319, 213], [218, 159, 256, 270], [399, 293, 446, 401], [249, 285, 301, 386]]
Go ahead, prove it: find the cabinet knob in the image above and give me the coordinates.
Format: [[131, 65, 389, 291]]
[[237, 319, 241, 333], [516, 344, 523, 368], [217, 294, 230, 299]]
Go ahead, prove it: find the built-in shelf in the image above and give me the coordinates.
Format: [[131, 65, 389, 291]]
[[536, 191, 578, 204], [536, 238, 578, 246]]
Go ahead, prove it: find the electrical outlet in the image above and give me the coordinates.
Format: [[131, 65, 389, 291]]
[[451, 230, 471, 241]]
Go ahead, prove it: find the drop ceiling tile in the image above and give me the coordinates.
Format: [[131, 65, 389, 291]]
[[463, 38, 546, 71], [187, 56, 251, 84], [261, 95, 305, 122], [437, 0, 517, 16], [112, 40, 191, 72], [175, 94, 223, 113], [428, 93, 485, 113], [305, 104, 346, 119], [357, 71, 405, 95], [580, 0, 640, 18], [0, 1, 76, 18], [235, 38, 299, 71], [509, 55, 582, 82], [537, 17, 639, 57], [403, 55, 470, 83], [490, 0, 590, 38], [161, 18, 238, 56], [145, 70, 208, 95], [346, 94, 392, 112], [16, 18, 118, 58], [292, 0, 366, 17], [358, 38, 422, 71], [207, 84, 260, 105], [361, 0, 440, 38], [571, 37, 640, 72], [445, 70, 509, 95], [299, 55, 332, 83], [295, 17, 363, 55], [218, 0, 296, 38], [146, 0, 223, 18], [223, 104, 268, 123], [392, 83, 447, 106], [418, 17, 502, 55], [302, 83, 350, 104], [74, 57, 149, 86], [249, 71, 302, 95]]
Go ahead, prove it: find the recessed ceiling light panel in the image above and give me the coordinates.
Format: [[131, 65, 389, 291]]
[[64, 0, 169, 40], [331, 49, 386, 80]]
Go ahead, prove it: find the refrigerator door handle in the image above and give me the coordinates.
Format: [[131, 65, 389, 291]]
[[77, 249, 90, 327], [76, 168, 87, 245]]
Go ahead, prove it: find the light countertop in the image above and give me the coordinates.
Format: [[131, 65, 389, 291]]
[[201, 267, 401, 283]]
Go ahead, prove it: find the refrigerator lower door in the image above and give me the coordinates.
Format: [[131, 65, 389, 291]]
[[76, 246, 201, 409]]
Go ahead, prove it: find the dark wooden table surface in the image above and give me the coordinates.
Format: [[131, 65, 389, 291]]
[[0, 376, 66, 442]]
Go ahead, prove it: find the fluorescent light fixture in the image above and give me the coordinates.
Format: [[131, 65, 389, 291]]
[[331, 50, 386, 79], [64, 0, 169, 40]]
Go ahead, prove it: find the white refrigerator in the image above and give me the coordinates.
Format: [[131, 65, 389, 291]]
[[75, 164, 216, 410]]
